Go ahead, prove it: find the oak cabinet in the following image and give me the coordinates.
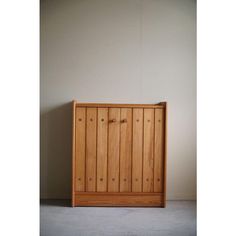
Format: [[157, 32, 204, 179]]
[[72, 101, 167, 207]]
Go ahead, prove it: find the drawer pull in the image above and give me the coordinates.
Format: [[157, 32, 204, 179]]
[[109, 119, 116, 123], [146, 178, 149, 181], [112, 178, 115, 181], [101, 118, 104, 122], [78, 118, 82, 121], [100, 178, 103, 181], [89, 178, 92, 181], [124, 178, 127, 181], [135, 178, 138, 181], [90, 118, 93, 121]]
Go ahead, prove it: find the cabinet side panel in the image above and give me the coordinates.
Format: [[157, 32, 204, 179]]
[[120, 108, 132, 192], [163, 103, 167, 207], [97, 108, 108, 192], [72, 101, 76, 206], [75, 107, 86, 191], [108, 108, 120, 192], [143, 109, 154, 192], [86, 108, 97, 191], [154, 109, 164, 192], [132, 109, 143, 192]]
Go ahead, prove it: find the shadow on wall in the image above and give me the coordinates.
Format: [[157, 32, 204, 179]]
[[40, 102, 72, 199]]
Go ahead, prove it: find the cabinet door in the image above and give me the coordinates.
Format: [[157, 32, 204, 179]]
[[86, 108, 97, 192], [97, 108, 108, 192], [132, 108, 143, 192], [108, 108, 120, 192], [75, 107, 86, 191], [143, 109, 154, 192], [120, 108, 132, 192], [154, 109, 164, 192]]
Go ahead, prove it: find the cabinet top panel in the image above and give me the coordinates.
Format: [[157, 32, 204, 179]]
[[73, 101, 166, 109]]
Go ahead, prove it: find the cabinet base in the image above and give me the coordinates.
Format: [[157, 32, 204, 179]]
[[72, 192, 165, 207]]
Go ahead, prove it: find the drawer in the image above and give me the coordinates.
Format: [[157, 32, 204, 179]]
[[74, 192, 164, 207]]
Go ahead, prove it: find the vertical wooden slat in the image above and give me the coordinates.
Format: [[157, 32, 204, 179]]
[[154, 109, 164, 192], [75, 107, 86, 192], [108, 108, 120, 192], [86, 108, 97, 192], [143, 109, 154, 192], [132, 109, 143, 192], [120, 108, 132, 192], [97, 108, 108, 192]]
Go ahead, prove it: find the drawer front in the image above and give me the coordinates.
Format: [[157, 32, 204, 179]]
[[74, 192, 164, 207]]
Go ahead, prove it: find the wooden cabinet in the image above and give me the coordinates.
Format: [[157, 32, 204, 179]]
[[72, 101, 167, 207]]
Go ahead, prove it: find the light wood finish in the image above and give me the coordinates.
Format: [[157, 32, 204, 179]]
[[156, 102, 167, 207], [108, 108, 120, 192], [76, 103, 164, 109], [75, 192, 163, 207], [72, 101, 167, 207], [120, 108, 132, 192], [143, 109, 154, 192], [75, 107, 86, 192], [72, 101, 76, 206], [154, 109, 164, 192], [162, 102, 168, 207], [132, 109, 143, 192], [86, 108, 97, 191], [97, 108, 108, 192]]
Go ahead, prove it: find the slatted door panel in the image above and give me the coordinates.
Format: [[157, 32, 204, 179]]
[[75, 107, 86, 191], [143, 109, 154, 192], [86, 108, 97, 192], [97, 108, 108, 192], [132, 108, 143, 192], [154, 109, 165, 192], [120, 108, 132, 192], [108, 108, 120, 192]]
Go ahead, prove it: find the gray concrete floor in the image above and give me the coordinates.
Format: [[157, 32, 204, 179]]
[[40, 200, 196, 236]]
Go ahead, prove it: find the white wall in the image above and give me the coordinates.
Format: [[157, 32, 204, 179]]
[[40, 0, 196, 200]]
